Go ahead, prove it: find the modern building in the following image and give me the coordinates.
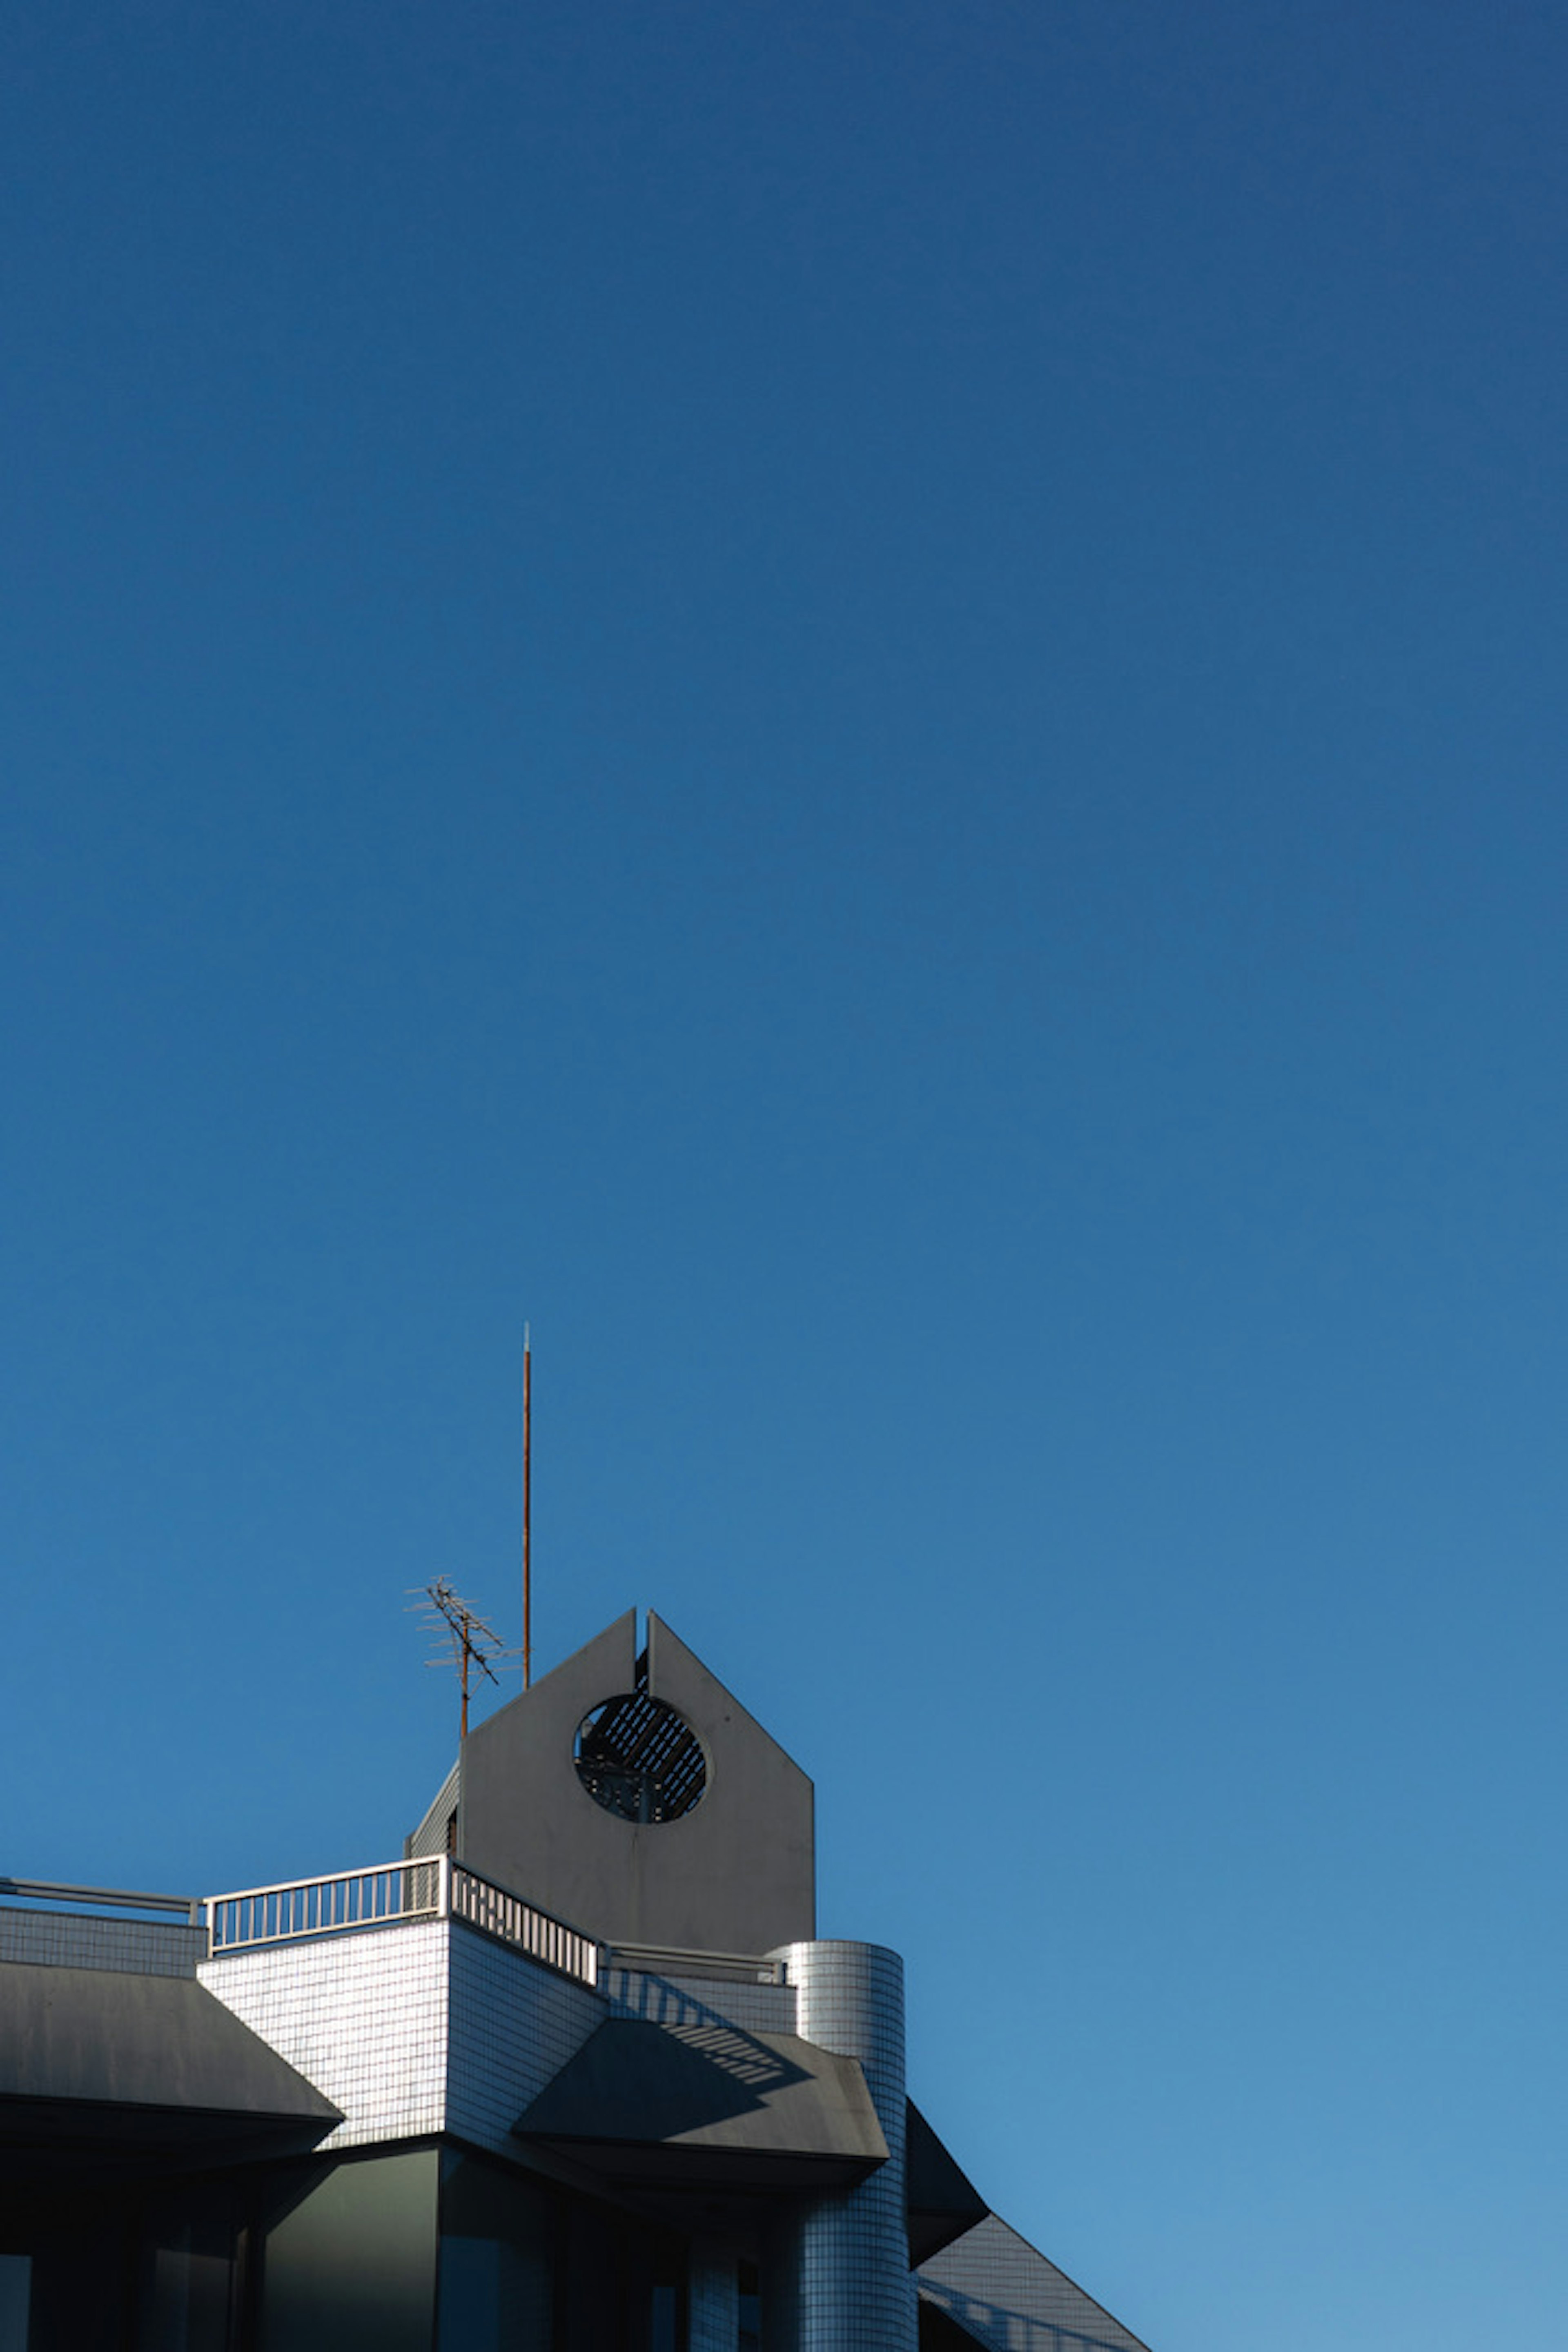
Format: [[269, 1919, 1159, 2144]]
[[0, 1610, 1154, 2352]]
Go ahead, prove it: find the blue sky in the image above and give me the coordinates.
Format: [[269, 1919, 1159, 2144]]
[[2, 4, 1565, 2346]]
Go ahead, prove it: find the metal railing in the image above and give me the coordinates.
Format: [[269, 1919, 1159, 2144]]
[[605, 1941, 788, 1985], [0, 1876, 204, 1926], [207, 1861, 438, 1953], [205, 1856, 599, 1988], [449, 1866, 600, 1985]]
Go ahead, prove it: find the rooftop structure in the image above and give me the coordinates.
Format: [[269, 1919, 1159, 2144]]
[[0, 1610, 1154, 2352]]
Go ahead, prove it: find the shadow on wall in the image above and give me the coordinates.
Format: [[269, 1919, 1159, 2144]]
[[609, 1971, 788, 2036]]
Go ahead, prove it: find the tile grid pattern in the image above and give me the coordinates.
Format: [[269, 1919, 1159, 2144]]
[[917, 2215, 1154, 2352], [0, 1907, 203, 1977], [200, 1920, 448, 2148], [407, 1758, 461, 1859], [688, 2240, 741, 2352], [772, 1940, 917, 2352], [444, 1918, 606, 2157]]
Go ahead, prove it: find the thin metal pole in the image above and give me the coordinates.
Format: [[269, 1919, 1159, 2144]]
[[523, 1325, 532, 1689]]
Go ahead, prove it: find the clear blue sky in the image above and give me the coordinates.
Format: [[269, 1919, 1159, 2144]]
[[3, 4, 1565, 2347]]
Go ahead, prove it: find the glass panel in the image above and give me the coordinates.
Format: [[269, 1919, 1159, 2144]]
[[139, 2220, 233, 2352], [437, 2238, 501, 2346], [648, 2281, 678, 2352], [0, 2258, 30, 2352], [437, 2155, 553, 2352]]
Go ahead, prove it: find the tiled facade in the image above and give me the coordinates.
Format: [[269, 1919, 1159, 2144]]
[[200, 1915, 606, 2156], [688, 2242, 742, 2352], [408, 1757, 461, 1859], [200, 1919, 450, 2148], [0, 1905, 203, 1977], [775, 1940, 917, 2352], [918, 2215, 1152, 2352], [183, 1906, 1150, 2350], [445, 1919, 605, 2156]]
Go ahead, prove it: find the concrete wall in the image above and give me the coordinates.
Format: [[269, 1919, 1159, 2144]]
[[459, 1611, 815, 1954]]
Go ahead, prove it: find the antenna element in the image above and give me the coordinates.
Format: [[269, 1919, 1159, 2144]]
[[410, 1579, 514, 1742]]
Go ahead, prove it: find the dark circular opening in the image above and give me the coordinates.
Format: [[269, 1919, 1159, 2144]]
[[573, 1692, 707, 1824]]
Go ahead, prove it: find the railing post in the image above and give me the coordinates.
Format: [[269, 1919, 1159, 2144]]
[[439, 1851, 452, 1922]]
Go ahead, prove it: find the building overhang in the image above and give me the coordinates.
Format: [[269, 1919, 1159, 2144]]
[[514, 2015, 888, 2196], [0, 1961, 341, 2177]]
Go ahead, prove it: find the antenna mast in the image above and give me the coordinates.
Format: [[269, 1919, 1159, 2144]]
[[522, 1325, 532, 1689], [411, 1579, 512, 1742]]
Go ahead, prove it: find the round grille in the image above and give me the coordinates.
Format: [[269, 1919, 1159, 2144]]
[[573, 1692, 707, 1824]]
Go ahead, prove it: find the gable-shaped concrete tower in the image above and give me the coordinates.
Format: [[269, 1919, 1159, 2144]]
[[409, 1609, 815, 1955]]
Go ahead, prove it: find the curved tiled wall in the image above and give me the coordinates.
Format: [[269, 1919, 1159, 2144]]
[[768, 1939, 917, 2352]]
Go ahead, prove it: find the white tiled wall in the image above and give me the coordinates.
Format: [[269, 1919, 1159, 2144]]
[[200, 1921, 449, 2148], [773, 1940, 916, 2352], [201, 1915, 607, 2156], [445, 1923, 605, 2157]]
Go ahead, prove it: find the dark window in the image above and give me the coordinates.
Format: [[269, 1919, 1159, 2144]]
[[438, 2154, 553, 2352], [737, 2259, 760, 2352], [138, 2212, 236, 2352], [559, 2187, 688, 2351], [2, 2183, 135, 2349], [649, 2282, 678, 2352]]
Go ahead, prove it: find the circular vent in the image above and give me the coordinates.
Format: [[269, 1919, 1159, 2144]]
[[573, 1692, 707, 1824]]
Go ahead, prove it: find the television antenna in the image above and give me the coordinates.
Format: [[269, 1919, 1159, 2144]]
[[410, 1578, 516, 1741]]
